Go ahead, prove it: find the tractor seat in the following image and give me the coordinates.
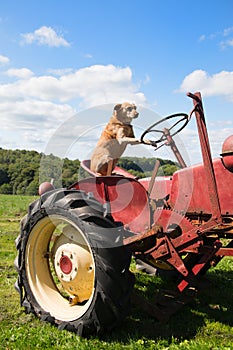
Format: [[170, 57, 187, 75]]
[[80, 159, 136, 179]]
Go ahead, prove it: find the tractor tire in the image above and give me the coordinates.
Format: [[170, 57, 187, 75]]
[[15, 189, 134, 336]]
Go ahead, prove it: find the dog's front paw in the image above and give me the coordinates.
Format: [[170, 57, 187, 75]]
[[143, 139, 157, 147]]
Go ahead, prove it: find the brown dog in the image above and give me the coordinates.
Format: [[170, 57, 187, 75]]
[[90, 102, 142, 175]]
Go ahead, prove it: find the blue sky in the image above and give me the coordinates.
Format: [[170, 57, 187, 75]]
[[0, 0, 233, 164]]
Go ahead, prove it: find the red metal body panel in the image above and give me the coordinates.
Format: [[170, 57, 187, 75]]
[[72, 176, 150, 232], [139, 176, 172, 201], [170, 158, 233, 214]]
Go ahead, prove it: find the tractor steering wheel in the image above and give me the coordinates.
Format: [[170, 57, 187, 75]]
[[140, 113, 189, 146]]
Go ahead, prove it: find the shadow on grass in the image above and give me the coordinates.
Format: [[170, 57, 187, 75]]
[[101, 268, 233, 344]]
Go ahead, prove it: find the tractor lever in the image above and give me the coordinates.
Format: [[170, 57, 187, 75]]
[[187, 92, 204, 121], [187, 91, 222, 222], [187, 91, 201, 103]]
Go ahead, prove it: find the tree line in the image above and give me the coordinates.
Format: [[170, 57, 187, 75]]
[[0, 148, 179, 195]]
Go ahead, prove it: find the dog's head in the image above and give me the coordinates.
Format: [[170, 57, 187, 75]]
[[113, 102, 139, 124]]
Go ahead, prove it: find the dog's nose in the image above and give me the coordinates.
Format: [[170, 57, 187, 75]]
[[134, 111, 139, 118]]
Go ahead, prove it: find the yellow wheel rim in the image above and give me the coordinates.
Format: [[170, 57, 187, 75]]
[[25, 215, 95, 322]]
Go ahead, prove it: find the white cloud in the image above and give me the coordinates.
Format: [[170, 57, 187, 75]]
[[21, 26, 70, 47], [199, 26, 233, 49], [6, 68, 34, 79], [0, 54, 10, 65], [143, 74, 150, 84], [178, 69, 233, 101], [0, 64, 146, 106], [220, 38, 233, 50], [62, 64, 147, 107], [0, 100, 75, 128], [47, 68, 74, 76], [198, 34, 206, 42], [0, 64, 146, 154], [223, 27, 233, 37], [84, 53, 93, 59]]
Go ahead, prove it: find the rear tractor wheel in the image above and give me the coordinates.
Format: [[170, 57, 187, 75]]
[[15, 189, 134, 336]]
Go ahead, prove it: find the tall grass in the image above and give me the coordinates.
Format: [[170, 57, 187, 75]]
[[0, 194, 233, 349]]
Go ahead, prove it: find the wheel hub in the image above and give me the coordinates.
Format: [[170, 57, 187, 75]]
[[59, 255, 73, 275], [52, 231, 94, 303], [54, 244, 79, 282]]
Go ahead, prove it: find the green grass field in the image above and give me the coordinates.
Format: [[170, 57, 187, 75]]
[[0, 194, 233, 349]]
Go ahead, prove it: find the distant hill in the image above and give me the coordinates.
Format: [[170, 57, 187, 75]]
[[0, 148, 178, 195]]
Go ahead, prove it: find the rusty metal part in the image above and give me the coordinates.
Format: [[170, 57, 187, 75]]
[[177, 240, 222, 292], [145, 215, 223, 283], [148, 159, 161, 196], [146, 210, 200, 276], [214, 239, 233, 259], [163, 128, 187, 168], [145, 209, 200, 253], [216, 248, 233, 256], [123, 224, 162, 251], [187, 92, 222, 222]]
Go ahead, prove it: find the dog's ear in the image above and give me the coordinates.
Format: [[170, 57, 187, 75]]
[[114, 104, 122, 111]]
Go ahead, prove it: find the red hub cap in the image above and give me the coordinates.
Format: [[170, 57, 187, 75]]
[[59, 255, 73, 274]]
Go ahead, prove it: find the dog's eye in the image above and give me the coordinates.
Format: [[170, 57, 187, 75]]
[[127, 107, 133, 112]]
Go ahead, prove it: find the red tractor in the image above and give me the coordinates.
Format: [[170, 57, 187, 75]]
[[15, 92, 233, 336]]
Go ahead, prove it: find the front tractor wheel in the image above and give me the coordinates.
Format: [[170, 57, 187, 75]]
[[15, 190, 134, 336]]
